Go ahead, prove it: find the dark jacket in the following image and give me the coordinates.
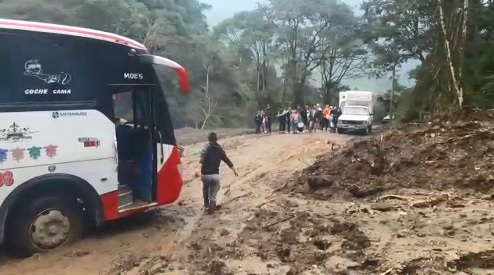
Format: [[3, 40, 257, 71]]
[[255, 114, 263, 124], [314, 109, 323, 121], [330, 109, 341, 121], [200, 142, 234, 175], [300, 108, 308, 122]]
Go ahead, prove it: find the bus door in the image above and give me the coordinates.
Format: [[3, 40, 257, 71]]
[[113, 87, 157, 205]]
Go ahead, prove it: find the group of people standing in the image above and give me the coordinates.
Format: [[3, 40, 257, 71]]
[[273, 104, 342, 134], [254, 108, 272, 134]]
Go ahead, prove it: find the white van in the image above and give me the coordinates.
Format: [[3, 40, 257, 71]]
[[337, 91, 374, 134]]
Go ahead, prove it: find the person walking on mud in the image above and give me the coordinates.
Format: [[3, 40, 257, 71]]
[[197, 132, 238, 214]]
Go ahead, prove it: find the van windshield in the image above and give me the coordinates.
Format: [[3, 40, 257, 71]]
[[343, 106, 368, 115]]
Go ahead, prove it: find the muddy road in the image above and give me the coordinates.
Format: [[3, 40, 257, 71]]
[[2, 120, 493, 275], [0, 131, 354, 274]]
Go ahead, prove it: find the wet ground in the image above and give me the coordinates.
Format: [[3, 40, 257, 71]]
[[1, 118, 494, 274]]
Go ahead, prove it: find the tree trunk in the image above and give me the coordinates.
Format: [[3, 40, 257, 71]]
[[457, 0, 470, 105], [201, 66, 211, 129], [438, 0, 464, 109]]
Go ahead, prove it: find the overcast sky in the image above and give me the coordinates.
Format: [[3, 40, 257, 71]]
[[200, 0, 415, 93], [202, 0, 364, 26]]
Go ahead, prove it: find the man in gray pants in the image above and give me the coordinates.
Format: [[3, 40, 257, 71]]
[[199, 132, 238, 214]]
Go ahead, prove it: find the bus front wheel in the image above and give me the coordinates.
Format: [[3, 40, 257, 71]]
[[6, 195, 85, 257]]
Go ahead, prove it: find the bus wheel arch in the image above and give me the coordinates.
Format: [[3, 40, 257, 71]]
[[0, 173, 104, 257]]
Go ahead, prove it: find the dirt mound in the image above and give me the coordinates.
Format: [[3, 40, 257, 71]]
[[293, 118, 494, 200], [429, 108, 494, 122]]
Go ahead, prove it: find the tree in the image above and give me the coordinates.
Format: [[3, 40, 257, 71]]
[[362, 0, 434, 65], [214, 8, 280, 107], [362, 0, 494, 116], [317, 1, 368, 103]]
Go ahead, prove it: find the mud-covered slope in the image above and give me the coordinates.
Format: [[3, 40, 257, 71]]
[[294, 117, 494, 200]]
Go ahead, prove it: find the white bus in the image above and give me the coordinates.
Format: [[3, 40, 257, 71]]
[[0, 19, 189, 257]]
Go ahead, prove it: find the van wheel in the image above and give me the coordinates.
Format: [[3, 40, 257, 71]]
[[368, 125, 372, 133], [6, 195, 85, 258], [362, 127, 369, 135]]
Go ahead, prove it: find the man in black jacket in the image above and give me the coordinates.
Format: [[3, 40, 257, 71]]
[[198, 132, 238, 214], [330, 107, 342, 132], [254, 111, 263, 134]]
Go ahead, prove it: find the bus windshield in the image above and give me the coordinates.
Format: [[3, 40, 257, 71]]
[[140, 55, 189, 94]]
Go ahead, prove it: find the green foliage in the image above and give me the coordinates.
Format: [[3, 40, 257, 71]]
[[0, 0, 244, 128], [362, 0, 494, 114], [7, 0, 491, 128]]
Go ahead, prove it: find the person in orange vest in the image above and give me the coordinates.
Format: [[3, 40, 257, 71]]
[[322, 105, 330, 131]]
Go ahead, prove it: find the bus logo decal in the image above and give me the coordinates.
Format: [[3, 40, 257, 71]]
[[0, 144, 57, 164], [28, 146, 42, 160], [0, 171, 14, 187], [10, 147, 25, 162], [0, 122, 37, 143], [44, 145, 58, 158], [52, 111, 87, 118], [0, 149, 7, 163], [24, 59, 72, 85]]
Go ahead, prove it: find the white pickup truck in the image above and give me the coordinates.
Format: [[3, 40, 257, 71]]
[[337, 91, 374, 135]]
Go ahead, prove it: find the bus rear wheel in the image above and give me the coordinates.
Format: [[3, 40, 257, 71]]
[[6, 195, 85, 258]]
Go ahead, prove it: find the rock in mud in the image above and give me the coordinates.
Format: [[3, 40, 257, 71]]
[[209, 260, 229, 275], [307, 175, 337, 191], [220, 229, 230, 236], [448, 250, 494, 270]]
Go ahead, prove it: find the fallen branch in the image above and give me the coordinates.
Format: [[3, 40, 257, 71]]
[[255, 198, 276, 208], [222, 191, 253, 206], [379, 268, 393, 275], [376, 194, 413, 201], [411, 196, 447, 208], [223, 185, 232, 196], [267, 182, 288, 198], [262, 214, 296, 229]]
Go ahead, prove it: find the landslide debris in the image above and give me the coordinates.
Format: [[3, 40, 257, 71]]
[[294, 115, 494, 200]]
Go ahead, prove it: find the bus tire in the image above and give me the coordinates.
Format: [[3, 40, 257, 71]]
[[6, 194, 85, 258]]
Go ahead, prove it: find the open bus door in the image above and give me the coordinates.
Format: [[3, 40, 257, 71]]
[[142, 55, 189, 206], [112, 55, 189, 213]]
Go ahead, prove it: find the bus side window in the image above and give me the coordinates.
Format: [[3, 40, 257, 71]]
[[0, 32, 100, 105], [0, 33, 14, 103]]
